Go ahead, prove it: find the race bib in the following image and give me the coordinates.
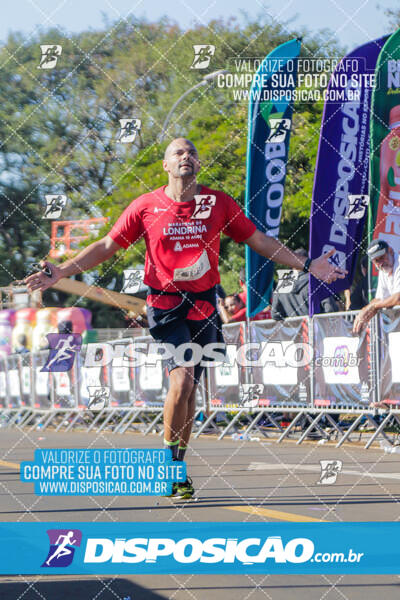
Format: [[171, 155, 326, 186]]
[[173, 250, 211, 281]]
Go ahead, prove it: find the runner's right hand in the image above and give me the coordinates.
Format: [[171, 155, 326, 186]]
[[24, 261, 62, 293]]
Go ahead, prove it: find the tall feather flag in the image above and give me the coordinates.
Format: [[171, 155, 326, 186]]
[[368, 29, 400, 296], [245, 39, 301, 317], [309, 37, 387, 315]]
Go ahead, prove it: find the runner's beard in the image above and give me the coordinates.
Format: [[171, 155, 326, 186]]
[[178, 164, 194, 176]]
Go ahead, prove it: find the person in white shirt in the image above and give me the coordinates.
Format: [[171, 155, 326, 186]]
[[353, 240, 400, 334]]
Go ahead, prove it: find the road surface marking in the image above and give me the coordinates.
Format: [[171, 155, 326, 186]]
[[0, 459, 20, 470], [224, 505, 326, 522], [248, 462, 400, 480]]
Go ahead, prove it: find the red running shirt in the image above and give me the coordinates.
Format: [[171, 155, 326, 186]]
[[108, 185, 256, 293]]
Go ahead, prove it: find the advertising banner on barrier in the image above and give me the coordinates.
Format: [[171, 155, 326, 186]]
[[6, 354, 22, 409], [0, 521, 400, 575], [245, 38, 301, 317], [309, 36, 387, 315], [18, 353, 33, 408], [32, 351, 51, 411], [133, 336, 169, 409], [249, 317, 311, 408], [313, 313, 371, 408], [378, 307, 400, 405], [207, 322, 246, 409], [108, 339, 134, 407], [0, 355, 8, 408]]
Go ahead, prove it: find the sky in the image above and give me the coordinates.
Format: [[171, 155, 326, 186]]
[[1, 0, 397, 51]]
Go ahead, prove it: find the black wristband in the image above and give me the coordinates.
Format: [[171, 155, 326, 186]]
[[303, 257, 312, 273]]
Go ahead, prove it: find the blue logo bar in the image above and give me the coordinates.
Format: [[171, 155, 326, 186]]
[[0, 522, 398, 574]]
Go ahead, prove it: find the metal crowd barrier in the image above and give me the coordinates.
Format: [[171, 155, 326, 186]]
[[2, 308, 400, 448], [5, 335, 207, 437]]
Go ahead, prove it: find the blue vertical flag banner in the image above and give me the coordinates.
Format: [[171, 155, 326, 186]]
[[245, 39, 301, 318], [309, 37, 388, 316]]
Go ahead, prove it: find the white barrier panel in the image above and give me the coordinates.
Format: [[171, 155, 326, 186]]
[[312, 312, 372, 409], [32, 351, 52, 411], [250, 317, 311, 408], [6, 354, 22, 409], [207, 322, 246, 410], [108, 339, 134, 408], [378, 307, 400, 407], [0, 356, 8, 409], [133, 336, 169, 409], [133, 336, 205, 411]]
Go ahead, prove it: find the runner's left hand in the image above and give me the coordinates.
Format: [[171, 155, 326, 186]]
[[309, 249, 347, 283]]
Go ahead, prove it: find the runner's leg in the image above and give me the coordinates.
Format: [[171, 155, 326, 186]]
[[163, 365, 195, 445], [178, 384, 197, 450]]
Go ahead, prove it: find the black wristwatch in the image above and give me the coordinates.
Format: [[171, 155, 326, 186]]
[[303, 258, 312, 273]]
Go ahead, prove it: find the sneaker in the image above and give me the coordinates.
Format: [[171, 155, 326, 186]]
[[174, 477, 195, 500], [165, 482, 178, 497]]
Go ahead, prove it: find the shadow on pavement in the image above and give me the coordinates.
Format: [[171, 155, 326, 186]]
[[0, 577, 167, 600]]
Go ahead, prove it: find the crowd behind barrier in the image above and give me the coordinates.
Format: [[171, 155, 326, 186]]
[[1, 307, 400, 448]]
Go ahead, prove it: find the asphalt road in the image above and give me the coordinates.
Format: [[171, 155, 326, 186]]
[[0, 429, 399, 599]]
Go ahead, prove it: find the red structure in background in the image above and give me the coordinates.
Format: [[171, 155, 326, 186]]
[[50, 218, 108, 258]]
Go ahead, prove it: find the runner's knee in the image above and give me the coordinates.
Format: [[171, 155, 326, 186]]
[[169, 367, 195, 396]]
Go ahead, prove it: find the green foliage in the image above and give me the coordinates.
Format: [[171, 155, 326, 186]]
[[0, 14, 344, 322]]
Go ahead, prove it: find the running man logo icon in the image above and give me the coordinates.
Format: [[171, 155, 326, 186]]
[[42, 529, 82, 567], [87, 386, 110, 411], [276, 269, 299, 293], [190, 45, 216, 69], [191, 195, 216, 219], [346, 195, 370, 220], [267, 118, 291, 143], [41, 334, 82, 372], [333, 345, 350, 376], [239, 384, 264, 408], [317, 460, 342, 485], [118, 119, 141, 143], [122, 269, 145, 293], [43, 194, 67, 219], [38, 45, 62, 69], [322, 244, 347, 271]]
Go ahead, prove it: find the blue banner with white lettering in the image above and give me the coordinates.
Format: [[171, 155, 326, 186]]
[[245, 39, 301, 317], [20, 448, 185, 496], [1, 522, 400, 574], [309, 37, 387, 316]]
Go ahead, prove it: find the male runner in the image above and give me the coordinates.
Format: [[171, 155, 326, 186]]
[[25, 138, 346, 499]]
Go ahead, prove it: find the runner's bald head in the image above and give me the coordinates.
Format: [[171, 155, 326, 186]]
[[164, 138, 197, 159], [163, 138, 201, 180]]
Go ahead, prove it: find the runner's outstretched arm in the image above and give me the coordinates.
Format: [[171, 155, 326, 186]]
[[245, 230, 347, 284], [24, 235, 121, 293]]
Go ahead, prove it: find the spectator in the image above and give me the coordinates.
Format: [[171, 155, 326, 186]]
[[58, 320, 73, 334], [271, 248, 340, 320], [14, 334, 30, 354], [353, 240, 400, 334], [349, 255, 369, 310], [218, 294, 246, 324]]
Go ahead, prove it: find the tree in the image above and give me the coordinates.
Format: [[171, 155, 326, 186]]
[[0, 15, 343, 319]]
